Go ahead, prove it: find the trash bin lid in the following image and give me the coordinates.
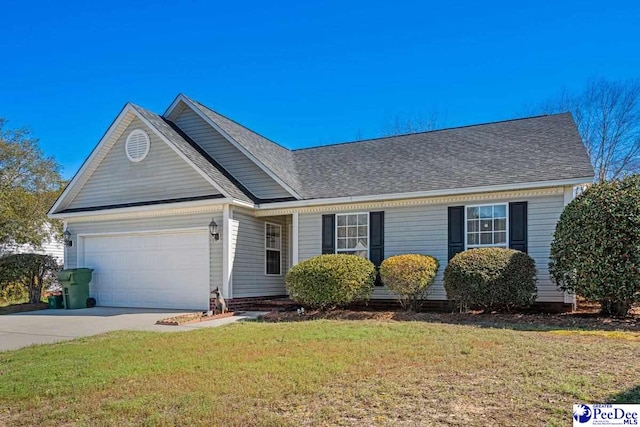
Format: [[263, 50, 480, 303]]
[[58, 271, 73, 281]]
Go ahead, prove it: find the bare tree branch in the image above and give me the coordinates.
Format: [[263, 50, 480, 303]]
[[381, 111, 443, 136], [530, 78, 640, 181]]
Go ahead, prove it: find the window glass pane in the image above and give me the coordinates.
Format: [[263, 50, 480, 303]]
[[494, 232, 506, 244], [265, 224, 281, 250], [357, 238, 367, 249], [266, 250, 281, 275], [467, 207, 479, 219], [357, 214, 368, 225], [494, 218, 506, 231], [347, 215, 357, 225], [337, 227, 346, 237], [480, 219, 493, 232], [494, 205, 506, 217], [347, 238, 357, 249], [337, 238, 346, 249], [337, 215, 346, 226], [358, 226, 367, 237], [467, 220, 479, 232], [468, 233, 478, 245], [346, 227, 356, 237], [480, 233, 492, 244], [480, 206, 493, 218], [355, 250, 367, 258]]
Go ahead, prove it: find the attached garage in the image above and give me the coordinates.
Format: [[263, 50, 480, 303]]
[[79, 229, 210, 310]]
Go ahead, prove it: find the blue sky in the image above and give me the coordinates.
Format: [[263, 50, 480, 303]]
[[1, 0, 638, 178]]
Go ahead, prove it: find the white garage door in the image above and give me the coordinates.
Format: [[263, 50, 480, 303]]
[[81, 229, 210, 310]]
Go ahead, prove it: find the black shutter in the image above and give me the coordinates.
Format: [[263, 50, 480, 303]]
[[369, 211, 385, 286], [509, 202, 528, 253], [321, 214, 335, 254], [369, 211, 384, 267], [448, 206, 465, 260]]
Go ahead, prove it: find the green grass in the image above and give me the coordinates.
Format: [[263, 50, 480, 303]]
[[1, 320, 639, 426]]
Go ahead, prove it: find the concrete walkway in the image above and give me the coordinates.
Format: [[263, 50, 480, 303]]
[[0, 307, 266, 352]]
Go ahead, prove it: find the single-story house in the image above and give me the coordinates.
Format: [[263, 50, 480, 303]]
[[48, 94, 594, 311]]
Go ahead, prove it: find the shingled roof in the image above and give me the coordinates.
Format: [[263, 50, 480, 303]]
[[177, 100, 594, 201], [291, 113, 594, 199]]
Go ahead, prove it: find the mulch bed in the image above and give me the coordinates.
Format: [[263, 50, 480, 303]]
[[260, 301, 640, 332], [0, 302, 49, 315], [156, 311, 236, 326]]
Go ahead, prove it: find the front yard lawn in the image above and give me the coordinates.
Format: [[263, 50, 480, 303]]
[[1, 319, 639, 426]]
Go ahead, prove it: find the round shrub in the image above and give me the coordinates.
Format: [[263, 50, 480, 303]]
[[550, 175, 640, 316], [380, 254, 439, 311], [285, 254, 376, 308], [443, 248, 537, 312]]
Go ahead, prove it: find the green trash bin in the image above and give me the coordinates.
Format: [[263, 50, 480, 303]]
[[47, 294, 64, 309], [58, 268, 94, 309]]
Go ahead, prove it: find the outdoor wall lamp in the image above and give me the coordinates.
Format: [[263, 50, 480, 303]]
[[63, 230, 73, 247], [209, 219, 220, 241]]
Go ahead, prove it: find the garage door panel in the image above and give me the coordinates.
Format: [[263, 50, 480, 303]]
[[82, 230, 210, 310]]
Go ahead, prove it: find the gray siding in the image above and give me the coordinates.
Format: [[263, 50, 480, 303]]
[[65, 213, 222, 292], [173, 107, 292, 200], [231, 209, 288, 298], [67, 118, 220, 210], [298, 193, 566, 302]]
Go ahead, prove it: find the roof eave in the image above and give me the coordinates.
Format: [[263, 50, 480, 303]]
[[255, 177, 594, 210]]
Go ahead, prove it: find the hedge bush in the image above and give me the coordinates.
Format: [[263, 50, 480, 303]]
[[443, 248, 537, 312], [380, 254, 439, 311], [285, 254, 376, 308], [550, 175, 640, 316]]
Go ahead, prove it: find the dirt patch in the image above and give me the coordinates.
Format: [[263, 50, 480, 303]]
[[261, 301, 640, 331], [0, 303, 48, 315]]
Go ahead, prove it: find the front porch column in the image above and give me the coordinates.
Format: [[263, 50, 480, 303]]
[[292, 211, 299, 266]]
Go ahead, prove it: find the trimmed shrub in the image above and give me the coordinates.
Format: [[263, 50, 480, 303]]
[[443, 248, 537, 312], [380, 254, 439, 311], [550, 175, 640, 316], [285, 254, 376, 308]]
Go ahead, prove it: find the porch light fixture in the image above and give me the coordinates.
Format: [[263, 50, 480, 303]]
[[63, 230, 73, 247], [209, 219, 220, 241]]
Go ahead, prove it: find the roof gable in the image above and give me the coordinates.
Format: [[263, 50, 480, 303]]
[[165, 95, 303, 199], [63, 116, 222, 211], [170, 103, 295, 201], [49, 104, 254, 215]]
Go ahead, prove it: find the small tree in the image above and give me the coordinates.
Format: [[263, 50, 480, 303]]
[[0, 118, 64, 253], [379, 254, 439, 311], [550, 175, 640, 316], [0, 254, 60, 304]]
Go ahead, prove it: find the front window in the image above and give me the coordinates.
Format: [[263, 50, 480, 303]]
[[265, 223, 281, 275], [466, 204, 507, 249], [336, 213, 368, 258]]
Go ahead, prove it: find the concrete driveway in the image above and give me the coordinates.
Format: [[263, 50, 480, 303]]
[[0, 307, 263, 352]]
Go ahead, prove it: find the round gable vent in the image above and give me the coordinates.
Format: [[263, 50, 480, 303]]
[[125, 129, 150, 162]]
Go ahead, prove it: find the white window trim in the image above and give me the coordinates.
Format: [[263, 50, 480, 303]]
[[264, 222, 282, 276], [464, 203, 509, 250], [335, 212, 370, 259]]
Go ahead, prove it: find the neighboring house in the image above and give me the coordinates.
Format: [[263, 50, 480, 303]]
[[48, 94, 594, 311], [1, 224, 64, 265]]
